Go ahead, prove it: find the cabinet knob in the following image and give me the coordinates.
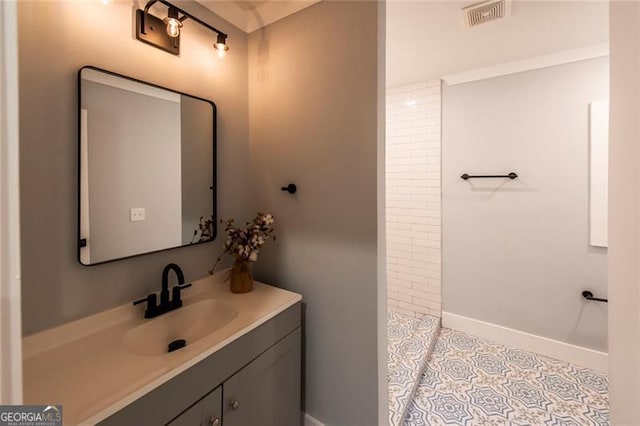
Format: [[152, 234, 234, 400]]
[[230, 400, 240, 411], [209, 418, 220, 426]]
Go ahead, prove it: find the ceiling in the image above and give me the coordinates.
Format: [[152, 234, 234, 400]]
[[387, 0, 609, 88], [199, 0, 320, 33]]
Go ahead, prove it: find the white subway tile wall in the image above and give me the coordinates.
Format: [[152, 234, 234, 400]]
[[386, 80, 442, 317]]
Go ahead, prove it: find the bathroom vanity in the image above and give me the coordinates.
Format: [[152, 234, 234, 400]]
[[22, 272, 302, 425], [46, 65, 303, 425]]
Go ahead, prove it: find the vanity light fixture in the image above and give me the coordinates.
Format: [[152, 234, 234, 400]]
[[136, 0, 229, 58]]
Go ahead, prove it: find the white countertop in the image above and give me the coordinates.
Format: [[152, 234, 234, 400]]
[[22, 272, 301, 425]]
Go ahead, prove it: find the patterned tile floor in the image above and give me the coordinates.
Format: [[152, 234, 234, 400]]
[[388, 309, 440, 426], [405, 328, 610, 426]]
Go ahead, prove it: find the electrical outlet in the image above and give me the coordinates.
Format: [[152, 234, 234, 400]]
[[130, 208, 145, 222]]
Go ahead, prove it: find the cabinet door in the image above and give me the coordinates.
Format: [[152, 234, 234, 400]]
[[223, 328, 301, 426], [201, 386, 223, 426], [167, 386, 222, 426]]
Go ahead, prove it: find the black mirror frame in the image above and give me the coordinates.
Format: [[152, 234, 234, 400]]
[[77, 65, 217, 266]]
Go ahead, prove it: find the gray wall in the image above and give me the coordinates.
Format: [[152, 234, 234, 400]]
[[180, 96, 214, 243], [442, 58, 609, 351], [19, 0, 250, 335], [83, 80, 182, 262], [248, 2, 381, 425]]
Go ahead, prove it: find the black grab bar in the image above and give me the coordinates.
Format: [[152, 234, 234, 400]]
[[582, 291, 608, 303]]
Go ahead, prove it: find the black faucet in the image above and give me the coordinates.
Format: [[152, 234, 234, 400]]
[[133, 263, 192, 318]]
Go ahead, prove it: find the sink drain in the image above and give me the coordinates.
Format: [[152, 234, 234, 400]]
[[168, 339, 187, 353]]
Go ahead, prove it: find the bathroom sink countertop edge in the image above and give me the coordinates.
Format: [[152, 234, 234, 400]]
[[22, 271, 302, 425]]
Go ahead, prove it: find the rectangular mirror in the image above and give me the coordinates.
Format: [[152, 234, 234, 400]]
[[589, 100, 609, 248], [78, 66, 216, 265]]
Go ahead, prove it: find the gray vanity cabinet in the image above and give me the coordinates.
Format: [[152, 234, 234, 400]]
[[223, 328, 301, 426], [167, 387, 222, 426], [98, 303, 301, 426], [167, 328, 300, 426]]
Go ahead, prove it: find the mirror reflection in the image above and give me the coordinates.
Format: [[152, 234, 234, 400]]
[[78, 67, 215, 265]]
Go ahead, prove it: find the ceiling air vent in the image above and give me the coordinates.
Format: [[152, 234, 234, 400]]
[[463, 0, 511, 28]]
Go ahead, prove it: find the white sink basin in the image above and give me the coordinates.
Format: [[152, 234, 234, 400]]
[[123, 299, 238, 356]]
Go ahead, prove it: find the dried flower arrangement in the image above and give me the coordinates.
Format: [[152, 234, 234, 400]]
[[209, 213, 275, 293], [191, 216, 214, 244]]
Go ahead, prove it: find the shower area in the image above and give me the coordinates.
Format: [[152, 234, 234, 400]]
[[385, 3, 610, 424], [385, 79, 443, 323], [386, 80, 443, 424]]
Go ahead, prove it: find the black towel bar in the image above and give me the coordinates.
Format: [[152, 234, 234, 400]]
[[461, 172, 518, 180]]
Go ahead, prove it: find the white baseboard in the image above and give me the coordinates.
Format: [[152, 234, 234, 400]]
[[304, 413, 325, 426], [442, 312, 608, 373]]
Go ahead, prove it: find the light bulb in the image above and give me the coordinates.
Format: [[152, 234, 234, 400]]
[[164, 7, 182, 38], [166, 18, 181, 38], [214, 34, 229, 59], [216, 44, 227, 59]]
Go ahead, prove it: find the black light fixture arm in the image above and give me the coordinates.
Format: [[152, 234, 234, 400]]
[[139, 0, 161, 35], [143, 0, 158, 14], [142, 0, 228, 38]]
